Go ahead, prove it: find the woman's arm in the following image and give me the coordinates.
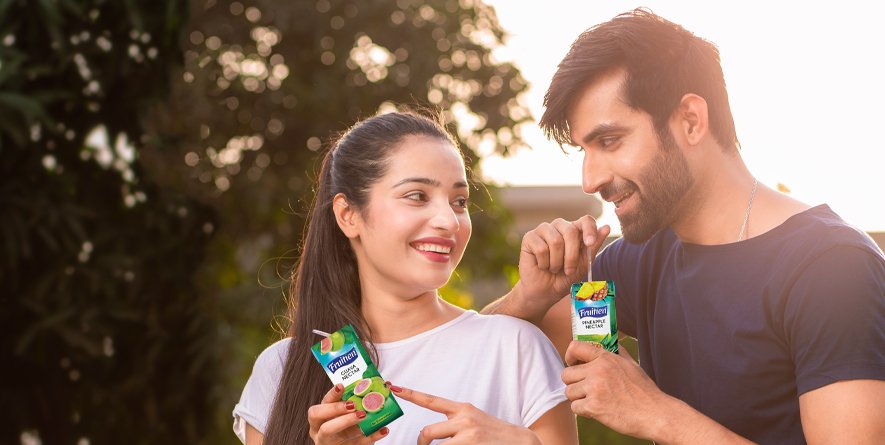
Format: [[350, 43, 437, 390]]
[[529, 401, 579, 445], [245, 422, 264, 445]]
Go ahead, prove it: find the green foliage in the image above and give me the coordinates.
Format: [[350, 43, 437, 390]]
[[0, 1, 222, 444], [149, 0, 530, 290]]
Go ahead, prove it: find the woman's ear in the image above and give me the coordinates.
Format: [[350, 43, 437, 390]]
[[332, 193, 360, 238]]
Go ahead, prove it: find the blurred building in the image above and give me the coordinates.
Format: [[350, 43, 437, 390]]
[[496, 185, 603, 236]]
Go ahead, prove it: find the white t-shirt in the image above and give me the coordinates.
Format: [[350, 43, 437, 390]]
[[232, 310, 567, 443]]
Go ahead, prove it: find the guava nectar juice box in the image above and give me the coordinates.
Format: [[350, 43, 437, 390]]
[[311, 324, 403, 436], [570, 280, 619, 353]]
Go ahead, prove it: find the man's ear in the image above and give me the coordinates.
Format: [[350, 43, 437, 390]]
[[673, 93, 709, 146], [332, 193, 360, 238]]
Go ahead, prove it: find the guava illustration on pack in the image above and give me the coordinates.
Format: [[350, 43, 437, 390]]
[[311, 324, 403, 435]]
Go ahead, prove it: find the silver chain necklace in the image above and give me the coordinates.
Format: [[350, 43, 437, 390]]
[[737, 178, 758, 241]]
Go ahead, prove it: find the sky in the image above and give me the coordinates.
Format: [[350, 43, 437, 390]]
[[480, 1, 885, 233]]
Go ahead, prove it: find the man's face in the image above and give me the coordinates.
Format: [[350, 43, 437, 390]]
[[566, 69, 693, 243]]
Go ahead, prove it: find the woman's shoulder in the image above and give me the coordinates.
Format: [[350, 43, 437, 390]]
[[251, 337, 292, 374], [459, 311, 551, 341]]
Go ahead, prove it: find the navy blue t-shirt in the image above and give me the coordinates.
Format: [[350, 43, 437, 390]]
[[593, 205, 885, 444]]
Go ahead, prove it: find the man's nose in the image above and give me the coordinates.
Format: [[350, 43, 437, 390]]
[[581, 150, 613, 195]]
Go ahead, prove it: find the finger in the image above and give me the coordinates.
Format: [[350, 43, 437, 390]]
[[521, 223, 555, 271], [563, 381, 588, 402], [315, 410, 367, 440], [365, 426, 391, 443], [573, 215, 611, 255], [561, 361, 591, 385], [346, 425, 390, 444], [388, 383, 461, 416], [573, 215, 600, 246], [589, 224, 611, 258], [564, 340, 607, 367], [552, 218, 583, 275], [590, 224, 612, 257], [307, 399, 357, 427], [320, 383, 345, 404], [540, 219, 569, 273], [417, 419, 460, 445]]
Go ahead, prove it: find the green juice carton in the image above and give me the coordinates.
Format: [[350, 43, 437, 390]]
[[570, 280, 619, 353], [310, 324, 403, 435]]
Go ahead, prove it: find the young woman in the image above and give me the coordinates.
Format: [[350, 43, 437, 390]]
[[232, 111, 577, 444]]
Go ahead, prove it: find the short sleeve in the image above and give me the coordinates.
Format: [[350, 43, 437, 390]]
[[516, 321, 568, 427], [784, 246, 885, 395], [232, 338, 290, 443]]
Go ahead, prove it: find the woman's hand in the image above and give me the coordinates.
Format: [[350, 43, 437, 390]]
[[307, 383, 390, 444], [389, 383, 541, 445]]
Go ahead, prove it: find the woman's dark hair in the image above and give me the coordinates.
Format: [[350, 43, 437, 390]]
[[540, 8, 739, 151], [263, 110, 458, 444]]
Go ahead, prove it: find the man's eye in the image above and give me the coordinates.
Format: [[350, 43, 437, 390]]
[[598, 135, 620, 148]]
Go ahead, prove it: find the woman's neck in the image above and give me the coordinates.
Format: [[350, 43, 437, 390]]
[[360, 288, 464, 343]]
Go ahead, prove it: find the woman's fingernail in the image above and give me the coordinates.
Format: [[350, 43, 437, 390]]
[[389, 384, 403, 393], [345, 401, 355, 410], [356, 410, 366, 419], [335, 384, 343, 393], [380, 427, 389, 436]]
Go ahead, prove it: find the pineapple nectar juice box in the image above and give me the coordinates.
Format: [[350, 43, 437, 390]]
[[311, 324, 403, 436], [570, 280, 619, 353]]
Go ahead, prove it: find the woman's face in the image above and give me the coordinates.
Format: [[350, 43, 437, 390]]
[[348, 134, 471, 298]]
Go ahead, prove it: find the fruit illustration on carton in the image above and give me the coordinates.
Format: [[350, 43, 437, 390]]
[[310, 325, 403, 436], [319, 331, 345, 354]]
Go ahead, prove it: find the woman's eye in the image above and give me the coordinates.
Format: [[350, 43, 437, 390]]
[[453, 197, 468, 208], [404, 192, 427, 202]]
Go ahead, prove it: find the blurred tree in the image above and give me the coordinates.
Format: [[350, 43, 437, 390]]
[[0, 1, 222, 444], [144, 0, 534, 435]]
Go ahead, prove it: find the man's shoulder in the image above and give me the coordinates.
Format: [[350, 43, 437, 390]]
[[773, 205, 883, 259]]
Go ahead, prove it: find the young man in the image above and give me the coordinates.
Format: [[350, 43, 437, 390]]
[[484, 9, 885, 444]]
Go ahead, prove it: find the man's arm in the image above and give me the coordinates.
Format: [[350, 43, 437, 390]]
[[799, 379, 885, 444], [482, 216, 609, 323]]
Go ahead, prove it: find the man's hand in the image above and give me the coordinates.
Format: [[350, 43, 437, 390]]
[[563, 341, 754, 444], [562, 341, 667, 439], [484, 216, 610, 322]]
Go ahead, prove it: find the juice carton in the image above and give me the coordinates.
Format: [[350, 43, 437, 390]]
[[311, 324, 403, 435], [570, 280, 618, 353]]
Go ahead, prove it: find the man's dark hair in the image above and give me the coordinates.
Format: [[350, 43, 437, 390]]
[[540, 8, 739, 150]]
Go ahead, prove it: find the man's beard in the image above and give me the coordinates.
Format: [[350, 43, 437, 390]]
[[601, 128, 694, 243]]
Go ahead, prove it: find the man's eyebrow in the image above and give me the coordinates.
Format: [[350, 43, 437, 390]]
[[392, 178, 469, 189], [572, 123, 630, 146]]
